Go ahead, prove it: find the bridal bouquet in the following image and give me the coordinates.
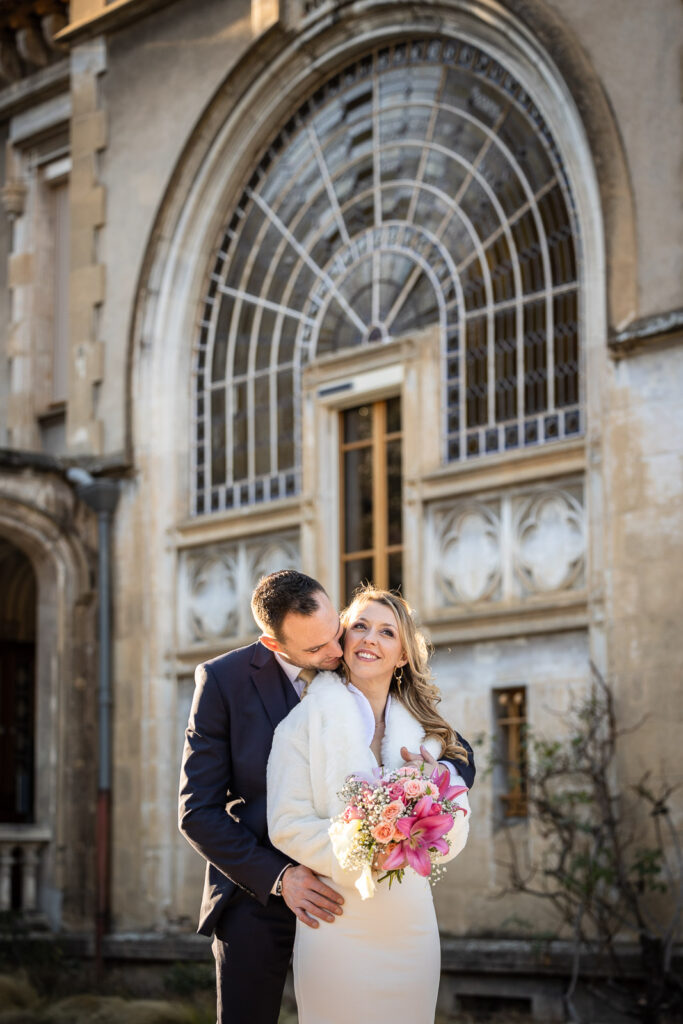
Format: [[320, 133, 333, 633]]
[[329, 762, 468, 900]]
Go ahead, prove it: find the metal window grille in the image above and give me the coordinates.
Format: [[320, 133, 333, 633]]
[[192, 37, 582, 515]]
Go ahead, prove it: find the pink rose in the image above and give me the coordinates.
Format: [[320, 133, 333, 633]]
[[403, 778, 427, 798], [343, 805, 363, 822], [426, 782, 440, 797], [371, 821, 396, 844], [397, 765, 421, 778], [388, 783, 405, 800], [380, 799, 405, 823]]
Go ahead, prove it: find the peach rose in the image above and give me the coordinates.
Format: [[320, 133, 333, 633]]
[[380, 799, 405, 823], [403, 778, 427, 798], [371, 821, 396, 844], [397, 765, 421, 778]]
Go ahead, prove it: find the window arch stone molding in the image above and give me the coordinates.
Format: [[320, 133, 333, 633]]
[[0, 471, 96, 929], [129, 0, 626, 527], [127, 0, 618, 666]]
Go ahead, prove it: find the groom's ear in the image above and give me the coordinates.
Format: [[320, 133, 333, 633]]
[[260, 633, 282, 654]]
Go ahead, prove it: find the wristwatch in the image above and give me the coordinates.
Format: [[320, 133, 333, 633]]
[[275, 863, 293, 896]]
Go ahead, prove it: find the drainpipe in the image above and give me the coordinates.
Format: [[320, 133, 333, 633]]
[[67, 468, 119, 979]]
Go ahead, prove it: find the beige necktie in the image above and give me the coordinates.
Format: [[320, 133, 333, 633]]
[[296, 667, 317, 686]]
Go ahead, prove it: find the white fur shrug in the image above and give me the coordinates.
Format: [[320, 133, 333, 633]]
[[266, 671, 470, 886]]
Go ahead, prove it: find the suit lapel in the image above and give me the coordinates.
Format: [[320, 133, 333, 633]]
[[250, 643, 297, 731]]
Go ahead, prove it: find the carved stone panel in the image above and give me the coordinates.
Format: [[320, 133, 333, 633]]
[[432, 501, 502, 606], [425, 481, 585, 613], [513, 488, 585, 596], [176, 532, 300, 648]]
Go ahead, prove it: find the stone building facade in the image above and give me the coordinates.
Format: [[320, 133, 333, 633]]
[[0, 0, 681, 1006]]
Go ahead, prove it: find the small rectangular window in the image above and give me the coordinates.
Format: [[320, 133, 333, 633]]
[[494, 686, 527, 818]]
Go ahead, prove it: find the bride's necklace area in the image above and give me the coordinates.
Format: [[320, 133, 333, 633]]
[[371, 714, 386, 772]]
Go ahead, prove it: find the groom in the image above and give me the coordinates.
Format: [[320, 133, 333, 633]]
[[179, 570, 475, 1024]]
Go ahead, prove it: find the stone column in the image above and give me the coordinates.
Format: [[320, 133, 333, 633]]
[[66, 38, 107, 454]]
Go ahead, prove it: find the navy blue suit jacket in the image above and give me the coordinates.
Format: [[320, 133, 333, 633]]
[[178, 641, 476, 936]]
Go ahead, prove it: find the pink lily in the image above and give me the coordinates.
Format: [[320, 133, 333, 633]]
[[382, 796, 454, 877], [431, 766, 469, 806]]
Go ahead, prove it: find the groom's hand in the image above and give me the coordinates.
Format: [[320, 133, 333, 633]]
[[280, 865, 344, 928], [400, 744, 438, 770]]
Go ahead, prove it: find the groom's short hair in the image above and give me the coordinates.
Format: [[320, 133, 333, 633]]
[[251, 569, 326, 640]]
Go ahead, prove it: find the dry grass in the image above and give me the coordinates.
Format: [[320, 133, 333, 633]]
[[0, 976, 39, 1012], [42, 996, 197, 1024], [0, 976, 208, 1024], [0, 974, 541, 1024]]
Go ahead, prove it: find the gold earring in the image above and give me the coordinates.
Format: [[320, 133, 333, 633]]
[[394, 665, 404, 688]]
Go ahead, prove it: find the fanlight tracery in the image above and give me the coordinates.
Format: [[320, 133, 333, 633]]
[[193, 37, 581, 515]]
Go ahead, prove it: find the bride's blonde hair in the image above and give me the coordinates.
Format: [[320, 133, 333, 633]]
[[341, 585, 469, 764]]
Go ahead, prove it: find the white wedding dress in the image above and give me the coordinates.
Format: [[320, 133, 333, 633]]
[[267, 673, 471, 1024], [293, 866, 441, 1023]]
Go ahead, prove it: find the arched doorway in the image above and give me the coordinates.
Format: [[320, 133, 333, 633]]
[[0, 480, 96, 928], [0, 539, 37, 826], [0, 538, 39, 913]]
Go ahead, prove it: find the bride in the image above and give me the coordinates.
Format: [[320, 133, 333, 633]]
[[267, 585, 471, 1023]]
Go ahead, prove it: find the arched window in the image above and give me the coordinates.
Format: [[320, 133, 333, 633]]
[[192, 37, 581, 515]]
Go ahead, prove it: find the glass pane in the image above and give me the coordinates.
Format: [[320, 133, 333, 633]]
[[344, 557, 374, 605], [387, 551, 403, 594], [494, 309, 517, 423], [385, 396, 401, 433], [210, 388, 226, 484], [386, 439, 402, 546], [344, 446, 373, 552], [512, 210, 545, 294], [277, 369, 295, 471], [255, 310, 276, 371], [538, 186, 576, 286], [554, 291, 579, 407], [465, 317, 488, 428], [211, 294, 232, 381], [234, 302, 253, 377], [254, 374, 270, 477], [232, 382, 247, 481], [523, 300, 547, 415], [343, 406, 372, 443]]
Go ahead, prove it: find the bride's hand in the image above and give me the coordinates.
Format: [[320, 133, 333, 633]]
[[400, 743, 437, 772]]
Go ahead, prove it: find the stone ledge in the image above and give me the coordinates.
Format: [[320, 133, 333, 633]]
[[609, 308, 683, 357], [2, 930, 680, 980], [441, 936, 683, 979], [102, 932, 213, 961]]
